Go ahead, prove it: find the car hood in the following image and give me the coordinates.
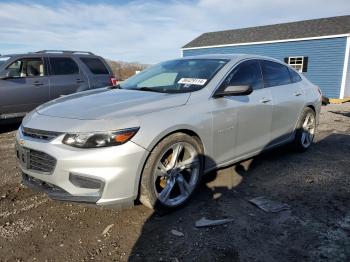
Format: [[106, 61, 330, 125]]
[[36, 88, 191, 120]]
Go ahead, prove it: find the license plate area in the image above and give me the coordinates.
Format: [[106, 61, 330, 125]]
[[16, 144, 30, 170]]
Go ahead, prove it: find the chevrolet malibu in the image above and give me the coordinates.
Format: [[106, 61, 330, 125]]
[[16, 54, 321, 211]]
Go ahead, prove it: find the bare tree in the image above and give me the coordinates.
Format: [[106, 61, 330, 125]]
[[106, 59, 149, 81]]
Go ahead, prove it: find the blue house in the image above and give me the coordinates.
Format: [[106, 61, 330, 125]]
[[181, 16, 350, 99]]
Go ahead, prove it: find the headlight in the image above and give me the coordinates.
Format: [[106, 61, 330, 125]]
[[62, 127, 139, 148]]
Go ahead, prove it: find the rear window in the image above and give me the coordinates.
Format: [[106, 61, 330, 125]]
[[261, 60, 291, 88], [289, 68, 302, 83], [50, 57, 79, 75], [80, 57, 109, 74]]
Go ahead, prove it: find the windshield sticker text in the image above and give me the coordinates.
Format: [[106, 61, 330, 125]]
[[178, 78, 207, 86]]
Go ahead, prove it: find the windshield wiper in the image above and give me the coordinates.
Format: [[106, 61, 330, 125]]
[[137, 87, 164, 93], [108, 84, 122, 90]]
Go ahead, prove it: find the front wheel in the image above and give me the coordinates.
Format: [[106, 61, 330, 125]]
[[292, 107, 316, 152], [139, 133, 203, 211]]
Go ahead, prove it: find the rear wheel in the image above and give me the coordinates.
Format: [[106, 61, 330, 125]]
[[292, 107, 316, 152], [139, 133, 203, 211]]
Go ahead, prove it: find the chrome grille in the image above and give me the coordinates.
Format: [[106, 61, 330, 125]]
[[21, 126, 62, 141]]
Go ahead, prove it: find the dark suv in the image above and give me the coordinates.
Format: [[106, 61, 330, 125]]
[[0, 50, 115, 120]]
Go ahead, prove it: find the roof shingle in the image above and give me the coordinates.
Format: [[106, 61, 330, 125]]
[[182, 15, 350, 49]]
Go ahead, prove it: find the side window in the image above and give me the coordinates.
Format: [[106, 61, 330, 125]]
[[80, 57, 109, 74], [6, 58, 45, 78], [224, 60, 263, 90], [50, 57, 79, 75], [289, 68, 302, 83], [0, 56, 11, 67], [7, 60, 22, 77], [261, 60, 291, 87]]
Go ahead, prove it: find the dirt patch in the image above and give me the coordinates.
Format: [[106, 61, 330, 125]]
[[0, 104, 349, 261]]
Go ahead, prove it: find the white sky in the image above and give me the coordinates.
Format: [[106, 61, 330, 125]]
[[0, 0, 349, 63]]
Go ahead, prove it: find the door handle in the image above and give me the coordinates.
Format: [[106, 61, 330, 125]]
[[32, 81, 44, 87], [260, 97, 271, 103], [294, 92, 302, 96], [76, 79, 85, 83]]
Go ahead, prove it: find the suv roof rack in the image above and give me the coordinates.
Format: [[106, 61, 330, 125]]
[[35, 50, 95, 55]]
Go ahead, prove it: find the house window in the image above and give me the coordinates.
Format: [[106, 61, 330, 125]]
[[284, 56, 308, 73]]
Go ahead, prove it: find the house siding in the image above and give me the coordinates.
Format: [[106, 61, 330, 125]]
[[345, 39, 350, 97], [183, 37, 347, 98]]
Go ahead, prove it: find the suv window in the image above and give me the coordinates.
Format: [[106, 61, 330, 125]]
[[80, 57, 109, 74], [6, 57, 45, 78], [289, 68, 302, 83], [50, 57, 79, 75], [0, 56, 11, 67], [224, 59, 263, 90], [261, 60, 291, 87]]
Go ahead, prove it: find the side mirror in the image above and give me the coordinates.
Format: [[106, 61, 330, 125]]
[[214, 85, 253, 98], [0, 69, 12, 80]]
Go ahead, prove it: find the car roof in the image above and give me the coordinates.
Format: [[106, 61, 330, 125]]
[[1, 51, 101, 58], [180, 53, 283, 63]]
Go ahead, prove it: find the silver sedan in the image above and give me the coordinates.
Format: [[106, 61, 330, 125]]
[[16, 54, 322, 211]]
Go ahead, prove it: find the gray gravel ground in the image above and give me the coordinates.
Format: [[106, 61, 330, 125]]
[[0, 104, 349, 262]]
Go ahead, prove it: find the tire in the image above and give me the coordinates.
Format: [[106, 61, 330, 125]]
[[292, 107, 316, 152], [139, 133, 203, 212]]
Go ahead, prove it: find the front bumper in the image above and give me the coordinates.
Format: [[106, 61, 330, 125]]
[[16, 129, 148, 206], [22, 173, 101, 203]]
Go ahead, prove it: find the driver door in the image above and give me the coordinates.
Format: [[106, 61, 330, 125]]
[[0, 57, 50, 117], [211, 59, 273, 164]]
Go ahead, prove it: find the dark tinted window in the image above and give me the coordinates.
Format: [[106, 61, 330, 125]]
[[224, 59, 263, 90], [50, 57, 79, 75], [261, 60, 291, 87], [289, 68, 302, 83], [80, 57, 109, 74]]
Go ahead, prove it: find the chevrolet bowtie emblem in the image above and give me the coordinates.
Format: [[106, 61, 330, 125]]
[[19, 139, 25, 146]]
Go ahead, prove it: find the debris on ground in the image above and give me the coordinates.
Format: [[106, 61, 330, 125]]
[[170, 229, 184, 237], [102, 224, 114, 236], [249, 196, 290, 213], [1, 104, 350, 261], [195, 217, 234, 228]]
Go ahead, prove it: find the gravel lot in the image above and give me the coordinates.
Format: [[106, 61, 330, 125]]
[[0, 104, 349, 262]]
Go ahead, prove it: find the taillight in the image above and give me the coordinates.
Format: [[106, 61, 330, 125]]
[[109, 76, 117, 86]]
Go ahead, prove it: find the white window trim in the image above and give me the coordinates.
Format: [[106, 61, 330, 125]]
[[181, 34, 350, 51], [287, 56, 304, 73], [340, 36, 350, 99]]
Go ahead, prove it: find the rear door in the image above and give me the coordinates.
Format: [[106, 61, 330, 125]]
[[0, 56, 50, 117], [212, 59, 273, 164], [48, 57, 88, 99], [260, 60, 305, 144], [78, 57, 112, 88]]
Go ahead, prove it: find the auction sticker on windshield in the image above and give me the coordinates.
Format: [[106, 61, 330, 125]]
[[178, 78, 207, 86]]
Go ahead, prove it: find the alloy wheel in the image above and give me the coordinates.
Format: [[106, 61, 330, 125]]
[[153, 142, 200, 207], [301, 112, 316, 148]]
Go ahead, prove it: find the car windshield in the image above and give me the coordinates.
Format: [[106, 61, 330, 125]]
[[0, 56, 11, 67], [119, 59, 228, 93]]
